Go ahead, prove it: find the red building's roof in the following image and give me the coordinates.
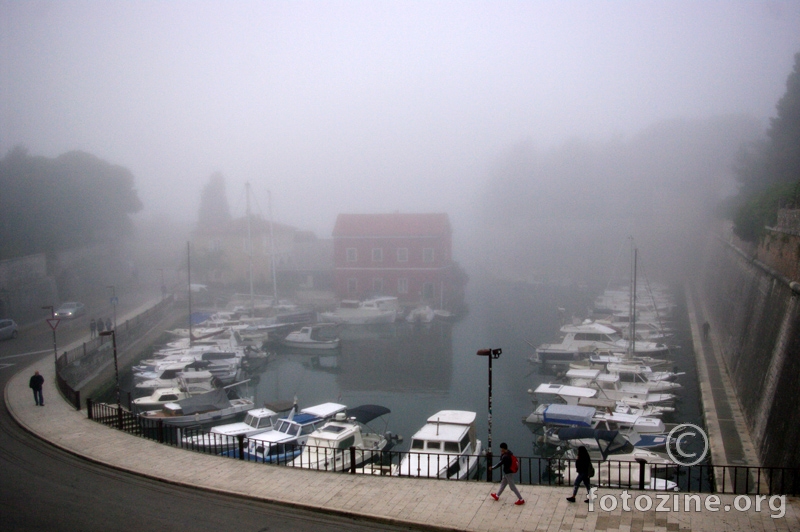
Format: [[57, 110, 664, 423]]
[[332, 213, 451, 238]]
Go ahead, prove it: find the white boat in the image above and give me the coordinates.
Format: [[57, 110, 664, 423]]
[[138, 388, 254, 427], [180, 407, 280, 448], [280, 324, 340, 350], [566, 369, 680, 398], [132, 387, 195, 412], [289, 405, 399, 471], [405, 305, 435, 323], [135, 368, 217, 392], [528, 383, 675, 414], [605, 363, 684, 383], [396, 410, 482, 480], [534, 320, 670, 367], [524, 404, 675, 449], [319, 297, 398, 325], [231, 402, 348, 463]]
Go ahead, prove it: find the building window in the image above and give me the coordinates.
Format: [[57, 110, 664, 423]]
[[423, 282, 434, 299], [398, 278, 408, 294], [397, 248, 408, 262], [372, 248, 383, 262], [423, 248, 434, 263], [373, 278, 384, 293], [346, 248, 357, 262], [347, 278, 357, 294]]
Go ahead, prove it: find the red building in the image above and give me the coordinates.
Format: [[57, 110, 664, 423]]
[[331, 213, 467, 311]]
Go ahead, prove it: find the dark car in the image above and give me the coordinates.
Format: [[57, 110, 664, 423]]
[[0, 319, 19, 340], [54, 302, 86, 319]]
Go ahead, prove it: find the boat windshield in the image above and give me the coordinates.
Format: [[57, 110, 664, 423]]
[[276, 420, 300, 436], [322, 425, 346, 434]]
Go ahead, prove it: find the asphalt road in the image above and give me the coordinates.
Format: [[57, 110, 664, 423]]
[[0, 309, 420, 532]]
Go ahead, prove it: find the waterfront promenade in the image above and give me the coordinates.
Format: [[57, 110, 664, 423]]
[[5, 300, 799, 531]]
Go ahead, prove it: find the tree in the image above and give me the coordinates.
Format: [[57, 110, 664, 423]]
[[196, 172, 232, 232], [0, 147, 143, 260], [732, 52, 800, 241]]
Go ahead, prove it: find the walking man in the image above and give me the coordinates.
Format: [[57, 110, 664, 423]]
[[29, 370, 44, 406], [489, 442, 525, 505]]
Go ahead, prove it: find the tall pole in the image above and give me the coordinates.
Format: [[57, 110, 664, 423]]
[[100, 330, 121, 429], [477, 348, 501, 481], [108, 285, 117, 331], [187, 241, 193, 347], [268, 190, 278, 304], [42, 305, 57, 365], [246, 182, 254, 316]]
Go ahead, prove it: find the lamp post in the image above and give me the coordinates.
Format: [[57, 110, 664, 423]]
[[477, 347, 501, 481], [99, 329, 122, 428], [107, 285, 117, 330], [42, 305, 58, 364]]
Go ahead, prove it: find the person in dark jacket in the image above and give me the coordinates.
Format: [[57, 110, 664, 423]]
[[566, 445, 592, 502], [29, 370, 44, 406], [489, 442, 525, 505]]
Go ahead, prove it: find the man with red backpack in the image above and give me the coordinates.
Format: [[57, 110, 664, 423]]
[[490, 442, 525, 505]]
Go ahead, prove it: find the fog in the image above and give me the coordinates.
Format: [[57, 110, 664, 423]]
[[3, 1, 800, 282]]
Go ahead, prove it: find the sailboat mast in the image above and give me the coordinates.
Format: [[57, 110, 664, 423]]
[[187, 241, 193, 347], [631, 247, 637, 355], [268, 190, 278, 303], [246, 182, 254, 316]]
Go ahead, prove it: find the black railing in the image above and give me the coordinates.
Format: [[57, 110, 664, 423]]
[[84, 401, 800, 496]]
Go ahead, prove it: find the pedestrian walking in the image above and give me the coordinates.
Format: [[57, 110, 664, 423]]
[[566, 445, 593, 503], [489, 442, 525, 505], [105, 317, 112, 331], [29, 370, 44, 406], [90, 318, 97, 338], [97, 318, 105, 334]]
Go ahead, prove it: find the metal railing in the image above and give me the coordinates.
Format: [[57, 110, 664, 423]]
[[85, 401, 800, 496]]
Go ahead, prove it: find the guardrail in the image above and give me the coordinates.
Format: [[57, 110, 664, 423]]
[[85, 400, 800, 496]]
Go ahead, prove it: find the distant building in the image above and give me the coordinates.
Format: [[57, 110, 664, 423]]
[[331, 213, 467, 310]]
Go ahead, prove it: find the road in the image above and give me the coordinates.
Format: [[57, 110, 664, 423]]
[[0, 309, 419, 531]]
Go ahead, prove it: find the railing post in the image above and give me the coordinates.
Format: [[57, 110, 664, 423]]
[[486, 450, 493, 482], [116, 404, 123, 430], [350, 446, 356, 474], [157, 419, 164, 443], [636, 458, 647, 490], [75, 390, 80, 411], [237, 434, 245, 460], [86, 398, 93, 420]]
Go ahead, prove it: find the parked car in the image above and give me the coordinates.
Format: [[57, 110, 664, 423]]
[[0, 319, 19, 340], [54, 302, 86, 319]]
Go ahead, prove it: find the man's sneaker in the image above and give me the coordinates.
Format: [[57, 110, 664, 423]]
[[515, 499, 525, 506], [490, 493, 499, 501], [566, 496, 576, 503], [584, 498, 590, 503]]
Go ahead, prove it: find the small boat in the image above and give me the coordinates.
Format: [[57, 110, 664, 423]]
[[405, 305, 434, 323], [138, 388, 254, 427], [224, 402, 348, 463], [280, 324, 340, 350], [289, 405, 400, 471], [180, 407, 280, 449], [132, 387, 195, 412], [566, 369, 679, 400], [319, 297, 398, 325], [396, 410, 482, 480]]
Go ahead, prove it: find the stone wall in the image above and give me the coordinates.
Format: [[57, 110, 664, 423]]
[[700, 234, 800, 468]]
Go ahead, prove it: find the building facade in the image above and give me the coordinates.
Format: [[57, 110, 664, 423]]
[[331, 213, 466, 310]]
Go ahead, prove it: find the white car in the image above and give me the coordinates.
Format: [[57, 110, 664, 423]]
[[0, 319, 18, 340], [54, 302, 86, 319]]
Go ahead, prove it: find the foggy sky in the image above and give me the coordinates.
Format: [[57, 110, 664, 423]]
[[2, 1, 800, 238]]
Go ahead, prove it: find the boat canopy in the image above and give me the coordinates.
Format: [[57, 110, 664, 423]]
[[174, 388, 231, 415], [541, 404, 595, 426], [346, 404, 391, 424], [556, 427, 634, 460]]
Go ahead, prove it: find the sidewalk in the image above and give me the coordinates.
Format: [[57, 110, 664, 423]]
[[5, 306, 799, 531]]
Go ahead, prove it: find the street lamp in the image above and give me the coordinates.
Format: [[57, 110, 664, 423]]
[[107, 285, 117, 330], [99, 329, 122, 428], [477, 347, 501, 481], [42, 305, 58, 364]]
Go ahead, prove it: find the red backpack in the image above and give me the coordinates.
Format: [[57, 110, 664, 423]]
[[510, 454, 519, 473]]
